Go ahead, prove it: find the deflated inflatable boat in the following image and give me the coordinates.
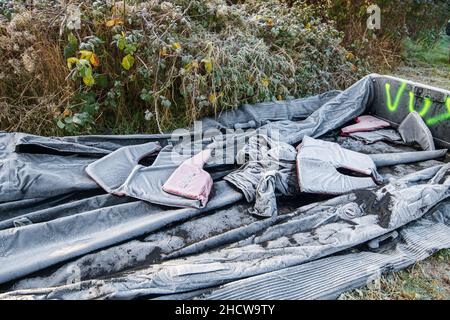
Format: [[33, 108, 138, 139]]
[[0, 74, 449, 300]]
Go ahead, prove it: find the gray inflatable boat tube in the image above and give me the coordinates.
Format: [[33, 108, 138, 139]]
[[370, 149, 447, 167]]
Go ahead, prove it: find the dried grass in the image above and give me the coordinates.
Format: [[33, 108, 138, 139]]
[[0, 0, 447, 135]]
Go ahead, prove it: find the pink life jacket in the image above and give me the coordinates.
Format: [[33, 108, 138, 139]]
[[341, 115, 390, 135], [162, 148, 213, 207]]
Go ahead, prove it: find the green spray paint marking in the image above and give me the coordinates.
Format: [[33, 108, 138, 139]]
[[385, 82, 407, 112], [426, 97, 450, 126], [385, 81, 449, 125], [408, 90, 432, 117]]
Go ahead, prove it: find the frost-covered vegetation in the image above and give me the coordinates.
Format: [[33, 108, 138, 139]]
[[0, 0, 447, 135]]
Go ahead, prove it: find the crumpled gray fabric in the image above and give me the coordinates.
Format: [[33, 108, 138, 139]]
[[0, 148, 99, 203], [15, 134, 114, 156], [0, 179, 243, 285], [379, 163, 450, 228], [194, 199, 450, 300], [0, 73, 448, 300], [255, 75, 375, 145], [250, 170, 283, 217], [224, 134, 297, 217], [2, 163, 447, 300], [0, 80, 365, 287], [2, 201, 259, 293], [14, 133, 171, 156], [0, 189, 103, 227], [0, 192, 131, 231], [398, 111, 436, 151], [201, 91, 341, 131], [0, 149, 433, 294], [297, 136, 381, 194], [0, 131, 177, 204], [348, 129, 402, 144], [205, 74, 375, 154]]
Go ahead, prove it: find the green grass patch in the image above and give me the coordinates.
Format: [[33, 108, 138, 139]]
[[341, 249, 450, 300], [403, 34, 450, 69]]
